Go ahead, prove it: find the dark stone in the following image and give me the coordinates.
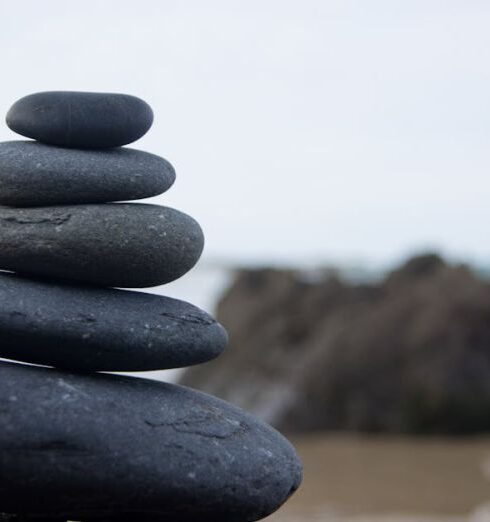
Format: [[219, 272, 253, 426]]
[[0, 203, 203, 288], [0, 141, 175, 206], [6, 91, 153, 148], [0, 362, 302, 521], [0, 273, 226, 371]]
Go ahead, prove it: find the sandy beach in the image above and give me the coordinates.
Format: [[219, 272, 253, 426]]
[[268, 435, 490, 522]]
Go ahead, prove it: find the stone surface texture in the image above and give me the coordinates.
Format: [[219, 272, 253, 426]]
[[6, 91, 153, 148], [0, 203, 204, 288], [0, 273, 227, 371], [0, 361, 302, 522], [0, 141, 175, 206]]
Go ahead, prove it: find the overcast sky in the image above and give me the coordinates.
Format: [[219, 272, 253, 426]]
[[1, 0, 489, 268]]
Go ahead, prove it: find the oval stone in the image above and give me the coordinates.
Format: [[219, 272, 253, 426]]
[[0, 273, 226, 371], [0, 362, 302, 521], [6, 91, 153, 148], [0, 203, 203, 288], [0, 141, 175, 206]]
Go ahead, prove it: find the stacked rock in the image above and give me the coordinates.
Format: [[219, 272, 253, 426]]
[[0, 92, 302, 522]]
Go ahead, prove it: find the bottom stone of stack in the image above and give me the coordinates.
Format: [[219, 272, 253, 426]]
[[0, 362, 302, 522]]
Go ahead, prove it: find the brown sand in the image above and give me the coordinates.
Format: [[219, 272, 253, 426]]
[[267, 434, 490, 521]]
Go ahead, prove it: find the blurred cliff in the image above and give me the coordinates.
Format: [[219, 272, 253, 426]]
[[180, 254, 490, 434]]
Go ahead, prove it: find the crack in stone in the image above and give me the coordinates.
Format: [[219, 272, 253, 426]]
[[5, 439, 90, 456], [144, 413, 244, 439], [160, 311, 215, 326], [0, 214, 72, 226]]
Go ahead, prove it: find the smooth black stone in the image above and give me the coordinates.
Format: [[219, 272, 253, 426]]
[[6, 91, 153, 148], [0, 273, 226, 371], [0, 203, 203, 288], [0, 362, 302, 521], [0, 141, 175, 206]]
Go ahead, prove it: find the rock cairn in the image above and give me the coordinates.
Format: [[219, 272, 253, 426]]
[[0, 91, 302, 522]]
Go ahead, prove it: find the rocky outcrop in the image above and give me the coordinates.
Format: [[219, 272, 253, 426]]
[[180, 254, 490, 434]]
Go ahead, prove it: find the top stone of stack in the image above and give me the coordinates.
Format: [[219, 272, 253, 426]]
[[6, 91, 153, 148]]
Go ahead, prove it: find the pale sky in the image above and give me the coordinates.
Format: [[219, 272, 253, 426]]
[[1, 0, 490, 267]]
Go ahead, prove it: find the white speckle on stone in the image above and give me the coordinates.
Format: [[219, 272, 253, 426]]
[[258, 448, 274, 458], [187, 472, 196, 479], [57, 379, 89, 398]]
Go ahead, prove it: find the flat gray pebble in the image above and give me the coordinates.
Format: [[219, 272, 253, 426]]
[[0, 362, 302, 521], [0, 203, 204, 287], [0, 272, 226, 371], [0, 141, 175, 206]]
